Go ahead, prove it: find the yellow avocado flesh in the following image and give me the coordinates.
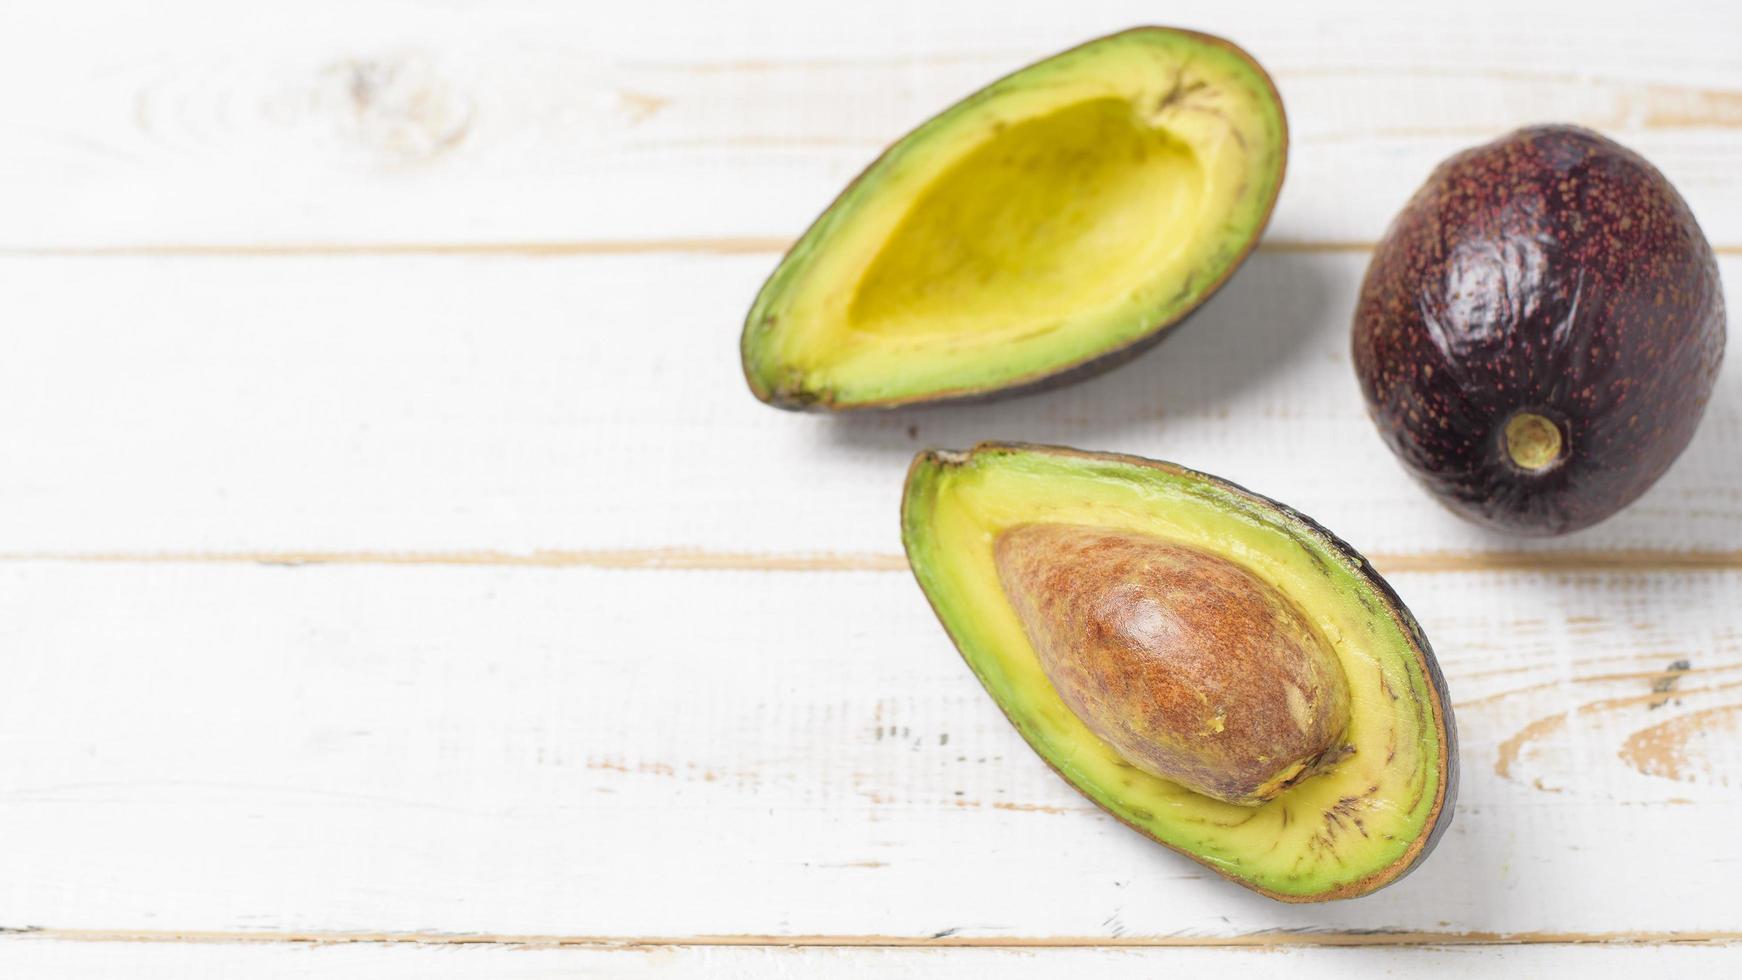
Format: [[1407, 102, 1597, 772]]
[[901, 445, 1453, 900], [744, 28, 1286, 408], [849, 98, 1205, 340]]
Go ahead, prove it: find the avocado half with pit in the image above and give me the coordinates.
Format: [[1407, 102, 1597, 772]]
[[742, 28, 1287, 409], [902, 443, 1456, 901]]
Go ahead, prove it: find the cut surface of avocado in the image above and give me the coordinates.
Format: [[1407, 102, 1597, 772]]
[[901, 443, 1456, 901], [743, 28, 1287, 409]]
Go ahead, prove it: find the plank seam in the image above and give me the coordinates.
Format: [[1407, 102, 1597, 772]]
[[3, 549, 1738, 574], [0, 239, 1375, 258], [2, 927, 1740, 950], [4, 240, 1737, 258]]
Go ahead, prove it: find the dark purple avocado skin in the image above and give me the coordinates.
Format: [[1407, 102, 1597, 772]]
[[1352, 126, 1726, 535]]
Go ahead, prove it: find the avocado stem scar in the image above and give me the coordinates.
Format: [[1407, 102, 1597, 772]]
[[1503, 411, 1564, 472]]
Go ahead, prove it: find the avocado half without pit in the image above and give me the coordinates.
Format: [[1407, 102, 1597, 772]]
[[742, 28, 1287, 409], [902, 444, 1456, 901]]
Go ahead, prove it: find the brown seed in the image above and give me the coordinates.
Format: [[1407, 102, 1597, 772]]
[[994, 523, 1351, 805]]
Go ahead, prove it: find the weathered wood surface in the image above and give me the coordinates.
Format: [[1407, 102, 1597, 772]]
[[0, 564, 1736, 939], [5, 935, 1742, 979], [5, 1, 1742, 249], [1, 252, 1737, 559], [2, 0, 1739, 973]]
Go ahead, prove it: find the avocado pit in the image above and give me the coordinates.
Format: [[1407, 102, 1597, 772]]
[[994, 523, 1352, 806]]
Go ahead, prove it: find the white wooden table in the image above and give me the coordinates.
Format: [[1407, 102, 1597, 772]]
[[3, 1, 1741, 975]]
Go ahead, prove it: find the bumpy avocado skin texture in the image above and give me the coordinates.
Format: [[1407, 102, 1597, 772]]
[[743, 27, 1288, 411], [1353, 125, 1726, 535], [901, 443, 1458, 902]]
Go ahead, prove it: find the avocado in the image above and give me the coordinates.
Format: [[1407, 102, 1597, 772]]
[[1353, 125, 1726, 534], [901, 443, 1455, 901], [742, 28, 1287, 410]]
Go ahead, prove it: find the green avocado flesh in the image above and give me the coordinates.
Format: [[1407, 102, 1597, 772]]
[[901, 444, 1455, 901], [743, 28, 1287, 409]]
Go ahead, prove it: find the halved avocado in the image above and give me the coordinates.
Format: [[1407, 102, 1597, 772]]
[[901, 443, 1456, 901], [743, 28, 1287, 410]]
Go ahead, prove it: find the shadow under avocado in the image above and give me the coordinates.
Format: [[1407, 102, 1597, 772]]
[[822, 249, 1345, 457]]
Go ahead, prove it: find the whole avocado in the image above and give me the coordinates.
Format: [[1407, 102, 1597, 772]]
[[1353, 125, 1725, 535]]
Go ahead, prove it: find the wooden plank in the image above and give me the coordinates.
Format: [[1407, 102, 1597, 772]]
[[3, 935, 1742, 979], [1, 562, 1738, 938], [4, 0, 1741, 248], [1, 252, 1736, 559], [7, 1, 1736, 966]]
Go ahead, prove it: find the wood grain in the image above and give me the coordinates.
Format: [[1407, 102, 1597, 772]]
[[3, 549, 1739, 574], [4, 1, 1741, 967], [4, 926, 1742, 948], [1, 563, 1738, 939], [4, 240, 1740, 259], [2, 252, 1735, 560], [5, 1, 1742, 249], [4, 934, 1741, 979]]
